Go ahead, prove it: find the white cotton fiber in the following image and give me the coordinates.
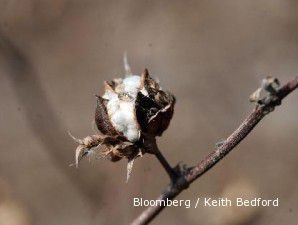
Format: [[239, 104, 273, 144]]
[[103, 75, 141, 142], [110, 100, 140, 142], [122, 75, 141, 97], [103, 73, 160, 142]]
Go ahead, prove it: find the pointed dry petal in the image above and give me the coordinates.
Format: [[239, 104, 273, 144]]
[[104, 81, 115, 92], [140, 68, 149, 89], [75, 145, 88, 168], [123, 52, 132, 76], [68, 131, 83, 144], [126, 157, 135, 183], [95, 95, 119, 135]]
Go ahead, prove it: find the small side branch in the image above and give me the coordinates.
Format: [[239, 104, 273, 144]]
[[142, 136, 179, 182], [131, 76, 298, 225], [154, 148, 179, 182]]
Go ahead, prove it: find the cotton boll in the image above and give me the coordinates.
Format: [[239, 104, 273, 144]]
[[98, 72, 170, 144], [76, 67, 175, 175]]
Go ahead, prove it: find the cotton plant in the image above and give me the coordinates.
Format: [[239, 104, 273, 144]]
[[70, 56, 176, 182], [67, 58, 298, 224]]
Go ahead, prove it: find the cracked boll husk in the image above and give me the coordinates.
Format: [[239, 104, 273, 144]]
[[96, 69, 175, 144]]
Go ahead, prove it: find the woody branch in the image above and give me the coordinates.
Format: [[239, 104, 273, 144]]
[[131, 76, 298, 225]]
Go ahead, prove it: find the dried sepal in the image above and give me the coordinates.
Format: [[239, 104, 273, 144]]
[[126, 157, 135, 183], [147, 101, 175, 136], [68, 131, 84, 145], [140, 68, 149, 89], [95, 95, 118, 136], [74, 145, 89, 167], [136, 72, 175, 136], [141, 68, 160, 91], [135, 92, 160, 132], [126, 149, 144, 182], [104, 81, 115, 92], [123, 52, 132, 76], [69, 132, 140, 166], [68, 132, 103, 167]]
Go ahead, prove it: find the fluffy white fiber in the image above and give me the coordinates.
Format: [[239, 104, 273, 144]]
[[103, 75, 142, 142], [122, 75, 142, 96]]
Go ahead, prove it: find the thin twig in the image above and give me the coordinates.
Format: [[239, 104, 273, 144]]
[[154, 147, 179, 182], [131, 76, 298, 225], [142, 136, 179, 182]]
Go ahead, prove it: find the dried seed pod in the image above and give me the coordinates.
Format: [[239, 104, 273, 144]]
[[95, 68, 175, 155], [72, 64, 175, 181]]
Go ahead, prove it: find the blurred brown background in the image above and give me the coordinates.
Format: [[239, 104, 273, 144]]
[[0, 0, 297, 225]]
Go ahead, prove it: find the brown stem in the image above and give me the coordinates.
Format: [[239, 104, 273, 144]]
[[154, 147, 179, 183], [131, 76, 298, 225], [142, 135, 178, 182]]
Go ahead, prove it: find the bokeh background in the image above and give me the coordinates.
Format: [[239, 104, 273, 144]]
[[0, 0, 297, 224]]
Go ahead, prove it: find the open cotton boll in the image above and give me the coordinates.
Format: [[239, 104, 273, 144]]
[[74, 67, 176, 181], [101, 72, 167, 143]]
